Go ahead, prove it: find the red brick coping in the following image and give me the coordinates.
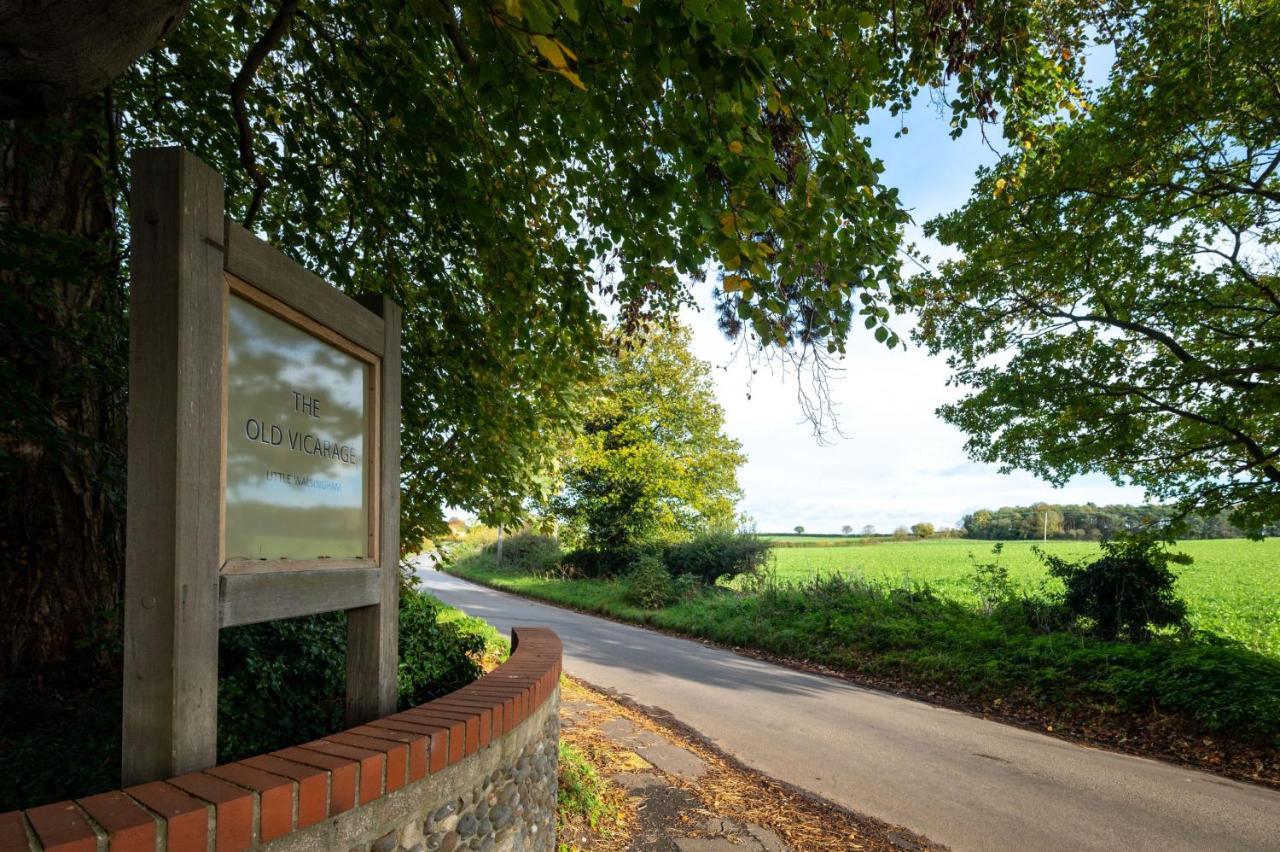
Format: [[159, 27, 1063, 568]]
[[0, 627, 562, 851]]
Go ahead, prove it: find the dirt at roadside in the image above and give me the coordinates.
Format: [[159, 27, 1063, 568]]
[[558, 676, 946, 852]]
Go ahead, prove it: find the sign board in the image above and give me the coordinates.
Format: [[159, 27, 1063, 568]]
[[122, 148, 401, 785], [224, 290, 372, 562]]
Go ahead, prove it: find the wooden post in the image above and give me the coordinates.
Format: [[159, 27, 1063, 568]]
[[122, 148, 227, 784], [346, 294, 401, 724]]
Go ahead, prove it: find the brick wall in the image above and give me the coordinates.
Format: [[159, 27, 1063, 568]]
[[0, 627, 562, 852]]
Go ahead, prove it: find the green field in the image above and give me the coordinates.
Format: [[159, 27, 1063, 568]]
[[761, 538, 1280, 657], [763, 534, 867, 544]]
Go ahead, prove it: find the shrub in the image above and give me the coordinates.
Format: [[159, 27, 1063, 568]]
[[217, 611, 348, 762], [993, 594, 1074, 634], [218, 589, 484, 762], [561, 546, 639, 579], [485, 532, 562, 574], [462, 524, 500, 548], [968, 543, 1012, 615], [0, 591, 488, 812], [0, 622, 122, 811], [670, 572, 703, 602], [1039, 538, 1189, 641], [662, 532, 771, 586], [627, 554, 673, 609], [396, 590, 487, 705]]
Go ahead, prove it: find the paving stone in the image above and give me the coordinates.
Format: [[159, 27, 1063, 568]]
[[744, 823, 789, 852], [626, 729, 667, 748], [631, 740, 708, 779], [597, 717, 640, 738], [704, 817, 745, 836], [610, 772, 666, 791], [675, 839, 754, 852]]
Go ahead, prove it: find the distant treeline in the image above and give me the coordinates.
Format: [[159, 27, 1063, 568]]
[[960, 503, 1269, 540]]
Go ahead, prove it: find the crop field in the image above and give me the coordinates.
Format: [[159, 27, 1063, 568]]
[[761, 538, 1280, 657], [763, 534, 867, 544]]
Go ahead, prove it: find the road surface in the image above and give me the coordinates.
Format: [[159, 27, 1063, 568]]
[[422, 569, 1280, 852]]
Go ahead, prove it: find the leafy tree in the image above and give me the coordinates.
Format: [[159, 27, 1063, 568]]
[[1, 0, 1089, 668], [552, 324, 744, 552], [793, 526, 805, 535], [841, 524, 853, 535], [861, 524, 877, 536], [916, 2, 1280, 535], [960, 502, 1256, 541], [910, 521, 935, 538]]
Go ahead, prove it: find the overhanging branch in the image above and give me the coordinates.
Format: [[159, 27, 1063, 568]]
[[231, 0, 299, 228]]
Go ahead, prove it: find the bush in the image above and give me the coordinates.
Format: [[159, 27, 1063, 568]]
[[561, 546, 640, 579], [0, 590, 489, 812], [396, 591, 488, 705], [662, 532, 771, 586], [218, 589, 484, 762], [670, 572, 703, 602], [627, 554, 673, 609], [1040, 538, 1189, 641], [484, 532, 562, 574], [968, 543, 1012, 615], [217, 610, 348, 762], [0, 624, 121, 812]]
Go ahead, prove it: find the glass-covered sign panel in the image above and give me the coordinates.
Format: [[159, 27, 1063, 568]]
[[224, 292, 369, 561]]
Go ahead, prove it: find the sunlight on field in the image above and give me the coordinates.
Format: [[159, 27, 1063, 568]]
[[764, 539, 1280, 657]]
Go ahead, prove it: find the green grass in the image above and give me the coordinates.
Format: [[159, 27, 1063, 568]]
[[762, 539, 1280, 657], [557, 741, 621, 843], [447, 551, 1280, 749]]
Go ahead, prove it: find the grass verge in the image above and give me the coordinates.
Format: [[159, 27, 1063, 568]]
[[445, 556, 1280, 786]]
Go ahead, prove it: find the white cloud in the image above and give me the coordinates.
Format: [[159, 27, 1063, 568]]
[[681, 96, 1147, 534]]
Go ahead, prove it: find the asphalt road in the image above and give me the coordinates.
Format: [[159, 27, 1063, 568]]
[[422, 569, 1280, 852]]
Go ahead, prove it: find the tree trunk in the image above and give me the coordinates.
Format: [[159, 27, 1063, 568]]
[[1, 94, 127, 674]]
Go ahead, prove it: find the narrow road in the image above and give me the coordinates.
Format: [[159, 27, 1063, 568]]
[[422, 570, 1280, 852]]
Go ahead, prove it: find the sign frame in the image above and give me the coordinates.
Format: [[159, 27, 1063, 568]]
[[219, 273, 381, 583], [122, 148, 402, 784]]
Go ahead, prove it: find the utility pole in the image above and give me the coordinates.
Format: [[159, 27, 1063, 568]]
[[1043, 510, 1049, 542]]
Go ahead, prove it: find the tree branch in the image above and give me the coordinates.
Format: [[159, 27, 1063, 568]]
[[1099, 381, 1280, 485], [231, 0, 299, 228], [436, 0, 476, 67]]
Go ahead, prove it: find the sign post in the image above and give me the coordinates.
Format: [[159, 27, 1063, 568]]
[[122, 148, 401, 784]]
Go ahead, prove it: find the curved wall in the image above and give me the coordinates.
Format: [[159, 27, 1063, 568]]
[[0, 627, 562, 852]]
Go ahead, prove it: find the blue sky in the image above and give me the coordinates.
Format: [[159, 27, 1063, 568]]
[[681, 94, 1147, 534]]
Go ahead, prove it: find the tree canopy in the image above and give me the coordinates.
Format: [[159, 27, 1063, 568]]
[[2, 0, 1090, 667], [915, 2, 1280, 535], [113, 0, 1092, 540], [551, 324, 744, 550]]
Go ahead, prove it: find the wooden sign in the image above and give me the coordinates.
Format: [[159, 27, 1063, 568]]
[[121, 148, 401, 785]]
